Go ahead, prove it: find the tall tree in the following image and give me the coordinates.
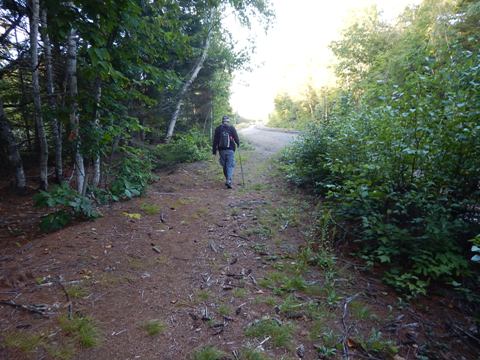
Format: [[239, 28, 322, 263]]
[[66, 26, 85, 193], [40, 8, 62, 183], [29, 0, 49, 189], [0, 98, 26, 191], [165, 28, 212, 142]]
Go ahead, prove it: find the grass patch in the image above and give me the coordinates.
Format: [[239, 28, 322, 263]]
[[242, 225, 272, 240], [45, 342, 76, 360], [250, 183, 269, 191], [127, 256, 151, 270], [258, 271, 306, 295], [304, 284, 324, 297], [141, 319, 166, 336], [4, 330, 76, 359], [278, 295, 305, 314], [313, 329, 342, 357], [191, 345, 227, 360], [217, 304, 232, 316], [305, 301, 332, 321], [245, 318, 295, 348], [251, 243, 269, 254], [350, 300, 373, 320], [232, 287, 248, 298], [192, 207, 208, 219], [196, 289, 211, 302], [59, 315, 101, 348], [140, 202, 160, 215], [357, 329, 398, 356], [254, 295, 277, 307], [66, 285, 88, 299], [3, 331, 44, 353]]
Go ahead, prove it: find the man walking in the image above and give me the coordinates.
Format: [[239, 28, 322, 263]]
[[212, 115, 240, 188]]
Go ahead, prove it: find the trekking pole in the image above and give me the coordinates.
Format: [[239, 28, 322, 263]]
[[237, 145, 245, 186]]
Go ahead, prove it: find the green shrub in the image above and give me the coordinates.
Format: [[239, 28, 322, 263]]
[[110, 146, 155, 200], [154, 129, 210, 168], [280, 4, 480, 297], [34, 183, 100, 232]]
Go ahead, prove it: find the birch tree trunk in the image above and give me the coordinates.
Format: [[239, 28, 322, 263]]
[[29, 0, 49, 190], [41, 9, 63, 183], [14, 28, 32, 152], [0, 99, 26, 191], [66, 27, 85, 193], [92, 77, 102, 188], [165, 31, 211, 142]]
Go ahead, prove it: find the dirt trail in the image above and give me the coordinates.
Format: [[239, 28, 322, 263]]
[[0, 127, 303, 359], [0, 127, 476, 360]]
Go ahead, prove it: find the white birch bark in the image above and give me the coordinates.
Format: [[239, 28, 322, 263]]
[[41, 9, 63, 182], [30, 0, 49, 189], [92, 78, 102, 187], [165, 31, 212, 142], [66, 26, 85, 193]]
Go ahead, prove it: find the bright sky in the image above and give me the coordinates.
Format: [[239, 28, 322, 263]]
[[228, 0, 422, 121]]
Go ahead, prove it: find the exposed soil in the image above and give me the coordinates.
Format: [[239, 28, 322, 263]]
[[0, 127, 478, 360]]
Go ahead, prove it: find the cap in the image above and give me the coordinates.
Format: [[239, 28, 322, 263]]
[[222, 115, 230, 123]]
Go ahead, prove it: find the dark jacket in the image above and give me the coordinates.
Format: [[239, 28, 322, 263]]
[[212, 124, 240, 154]]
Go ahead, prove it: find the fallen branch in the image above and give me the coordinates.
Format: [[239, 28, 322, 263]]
[[229, 233, 249, 241], [0, 300, 51, 317], [450, 323, 480, 346], [173, 257, 191, 261], [57, 280, 72, 320], [256, 336, 271, 350], [209, 240, 218, 253], [341, 293, 360, 360], [37, 279, 82, 287]]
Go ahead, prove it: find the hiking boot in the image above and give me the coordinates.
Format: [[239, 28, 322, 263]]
[[226, 181, 232, 189]]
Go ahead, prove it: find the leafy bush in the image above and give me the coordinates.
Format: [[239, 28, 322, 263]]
[[153, 129, 210, 168], [109, 146, 155, 200], [280, 3, 480, 297], [34, 183, 100, 232]]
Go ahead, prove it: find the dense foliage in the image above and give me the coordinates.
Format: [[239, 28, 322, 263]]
[[0, 0, 272, 193], [281, 0, 480, 296], [0, 0, 272, 231]]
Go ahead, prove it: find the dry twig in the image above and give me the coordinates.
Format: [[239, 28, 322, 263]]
[[341, 293, 360, 360]]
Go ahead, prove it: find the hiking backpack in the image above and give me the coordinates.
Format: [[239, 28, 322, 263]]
[[219, 126, 231, 149]]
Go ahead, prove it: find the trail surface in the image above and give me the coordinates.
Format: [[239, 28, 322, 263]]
[[0, 127, 476, 360]]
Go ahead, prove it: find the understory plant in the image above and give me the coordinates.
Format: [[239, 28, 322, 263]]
[[153, 129, 210, 168], [34, 183, 100, 232], [109, 146, 155, 200]]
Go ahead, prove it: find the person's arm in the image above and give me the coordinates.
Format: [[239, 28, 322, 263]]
[[212, 127, 219, 154], [232, 127, 240, 147]]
